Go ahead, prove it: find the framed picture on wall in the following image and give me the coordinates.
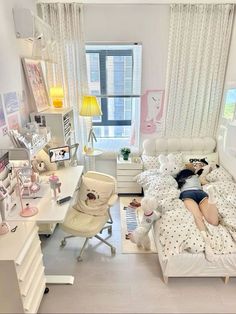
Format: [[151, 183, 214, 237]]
[[141, 89, 165, 134], [22, 58, 50, 112]]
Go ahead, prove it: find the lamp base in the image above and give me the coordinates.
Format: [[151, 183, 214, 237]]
[[20, 204, 38, 217], [0, 222, 10, 235], [52, 99, 63, 108]]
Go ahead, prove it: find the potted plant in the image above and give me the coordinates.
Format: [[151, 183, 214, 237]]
[[120, 147, 131, 161]]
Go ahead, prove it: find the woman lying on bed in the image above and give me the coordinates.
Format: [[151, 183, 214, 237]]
[[176, 169, 219, 261]]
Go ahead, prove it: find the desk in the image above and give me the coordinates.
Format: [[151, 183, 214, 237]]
[[7, 166, 84, 285]]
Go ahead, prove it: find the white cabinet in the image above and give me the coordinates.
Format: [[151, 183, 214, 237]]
[[116, 157, 143, 194], [0, 222, 46, 313], [30, 108, 74, 146]]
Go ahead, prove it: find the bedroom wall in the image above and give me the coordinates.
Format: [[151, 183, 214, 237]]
[[84, 3, 169, 144], [217, 16, 236, 180], [83, 4, 170, 175], [0, 0, 35, 148]]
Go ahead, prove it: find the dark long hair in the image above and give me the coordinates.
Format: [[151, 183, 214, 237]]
[[175, 169, 195, 189]]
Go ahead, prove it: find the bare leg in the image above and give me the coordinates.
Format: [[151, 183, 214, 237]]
[[183, 199, 206, 231], [199, 198, 219, 226], [183, 199, 215, 262]]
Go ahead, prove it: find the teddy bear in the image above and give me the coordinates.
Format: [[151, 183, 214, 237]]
[[158, 153, 180, 177], [128, 196, 160, 250]]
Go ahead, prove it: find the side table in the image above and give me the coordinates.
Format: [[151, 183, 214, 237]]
[[116, 156, 143, 194], [84, 149, 103, 171]]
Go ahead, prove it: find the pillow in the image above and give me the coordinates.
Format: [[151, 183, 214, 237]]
[[75, 176, 114, 216], [172, 152, 183, 168], [142, 153, 183, 170], [182, 152, 218, 164], [206, 167, 233, 182], [142, 155, 160, 170]]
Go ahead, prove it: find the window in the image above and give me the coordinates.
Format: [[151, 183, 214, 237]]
[[86, 44, 142, 151], [223, 88, 236, 120]]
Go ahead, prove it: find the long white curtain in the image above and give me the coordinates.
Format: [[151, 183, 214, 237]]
[[164, 4, 234, 137], [38, 2, 88, 155]]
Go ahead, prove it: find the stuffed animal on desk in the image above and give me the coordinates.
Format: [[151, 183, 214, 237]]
[[128, 197, 159, 250]]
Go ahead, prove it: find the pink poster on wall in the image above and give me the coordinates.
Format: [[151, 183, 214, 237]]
[[141, 90, 164, 134], [7, 113, 20, 130]]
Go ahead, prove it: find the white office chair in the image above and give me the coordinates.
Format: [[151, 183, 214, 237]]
[[60, 171, 118, 261]]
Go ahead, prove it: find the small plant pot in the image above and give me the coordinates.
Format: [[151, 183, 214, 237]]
[[122, 154, 130, 161]]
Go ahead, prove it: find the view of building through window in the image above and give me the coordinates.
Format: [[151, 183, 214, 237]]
[[223, 88, 236, 120], [86, 44, 142, 150]]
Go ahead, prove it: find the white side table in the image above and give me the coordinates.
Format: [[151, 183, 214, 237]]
[[84, 149, 103, 171], [117, 156, 143, 194]]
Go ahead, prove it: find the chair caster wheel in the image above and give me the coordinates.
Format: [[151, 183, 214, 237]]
[[77, 256, 83, 262], [44, 287, 49, 294], [111, 247, 116, 255], [108, 226, 112, 235], [60, 240, 66, 247]]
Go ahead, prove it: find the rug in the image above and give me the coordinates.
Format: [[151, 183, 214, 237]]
[[120, 197, 157, 254]]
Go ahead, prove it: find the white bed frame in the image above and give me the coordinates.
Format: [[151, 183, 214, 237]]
[[142, 137, 236, 284]]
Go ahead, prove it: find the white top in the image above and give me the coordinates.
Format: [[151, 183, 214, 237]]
[[180, 175, 202, 192]]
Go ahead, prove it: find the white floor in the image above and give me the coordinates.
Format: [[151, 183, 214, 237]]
[[38, 199, 236, 313]]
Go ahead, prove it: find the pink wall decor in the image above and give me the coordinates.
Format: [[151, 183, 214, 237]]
[[7, 113, 20, 130], [141, 90, 164, 134]]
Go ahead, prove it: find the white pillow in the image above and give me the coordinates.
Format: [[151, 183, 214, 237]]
[[206, 167, 233, 182], [182, 152, 218, 164], [142, 153, 182, 170], [142, 155, 160, 170], [75, 176, 114, 216], [172, 152, 183, 168]]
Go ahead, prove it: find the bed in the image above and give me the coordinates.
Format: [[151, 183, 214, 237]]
[[138, 137, 236, 283]]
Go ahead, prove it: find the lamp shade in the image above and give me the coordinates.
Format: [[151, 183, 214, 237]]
[[80, 96, 102, 117], [50, 86, 64, 98]]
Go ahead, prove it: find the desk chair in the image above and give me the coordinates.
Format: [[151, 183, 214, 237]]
[[60, 171, 118, 261]]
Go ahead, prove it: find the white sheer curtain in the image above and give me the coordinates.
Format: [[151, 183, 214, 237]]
[[164, 4, 234, 137], [38, 2, 88, 156]]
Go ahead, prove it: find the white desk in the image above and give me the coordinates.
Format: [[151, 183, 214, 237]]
[[7, 166, 84, 285], [8, 166, 83, 223]]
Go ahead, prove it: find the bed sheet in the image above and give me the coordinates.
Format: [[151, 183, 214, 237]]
[[136, 167, 236, 261]]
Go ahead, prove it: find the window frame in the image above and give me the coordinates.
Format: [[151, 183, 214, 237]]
[[86, 48, 140, 128]]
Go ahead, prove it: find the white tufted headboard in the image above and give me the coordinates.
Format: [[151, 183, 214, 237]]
[[142, 137, 216, 156]]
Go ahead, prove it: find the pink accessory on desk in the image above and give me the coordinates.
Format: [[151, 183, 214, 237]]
[[20, 203, 38, 217], [49, 173, 62, 200]]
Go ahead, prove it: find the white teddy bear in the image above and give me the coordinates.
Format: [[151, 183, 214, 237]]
[[158, 153, 180, 177], [129, 196, 160, 250]]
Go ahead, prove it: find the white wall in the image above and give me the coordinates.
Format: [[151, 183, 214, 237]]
[[84, 4, 169, 92], [83, 4, 170, 175], [217, 16, 236, 180], [0, 0, 35, 147]]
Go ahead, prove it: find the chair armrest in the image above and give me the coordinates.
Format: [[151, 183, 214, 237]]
[[108, 194, 118, 207]]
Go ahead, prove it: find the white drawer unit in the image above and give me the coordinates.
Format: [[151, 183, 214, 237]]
[[0, 222, 46, 313], [117, 157, 143, 194]]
